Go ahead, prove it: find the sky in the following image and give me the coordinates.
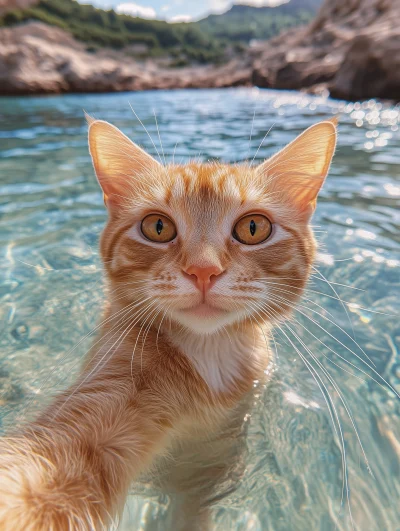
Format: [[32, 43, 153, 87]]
[[78, 0, 288, 22]]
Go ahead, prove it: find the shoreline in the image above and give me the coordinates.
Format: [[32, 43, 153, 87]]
[[0, 85, 398, 107]]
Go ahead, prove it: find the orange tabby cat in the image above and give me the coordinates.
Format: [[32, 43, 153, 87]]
[[0, 117, 336, 530]]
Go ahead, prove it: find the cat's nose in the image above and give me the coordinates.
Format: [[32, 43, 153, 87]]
[[183, 265, 224, 293]]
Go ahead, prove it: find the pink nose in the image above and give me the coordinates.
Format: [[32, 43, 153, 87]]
[[184, 265, 224, 293]]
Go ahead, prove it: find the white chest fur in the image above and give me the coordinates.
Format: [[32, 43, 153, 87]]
[[169, 329, 268, 392]]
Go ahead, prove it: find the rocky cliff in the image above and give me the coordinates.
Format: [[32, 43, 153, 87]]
[[0, 0, 399, 101], [251, 0, 400, 101]]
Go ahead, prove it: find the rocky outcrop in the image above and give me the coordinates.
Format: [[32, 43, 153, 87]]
[[251, 0, 400, 101], [0, 0, 36, 13], [0, 22, 253, 95]]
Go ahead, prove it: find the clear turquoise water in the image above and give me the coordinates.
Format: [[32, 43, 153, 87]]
[[0, 88, 399, 530]]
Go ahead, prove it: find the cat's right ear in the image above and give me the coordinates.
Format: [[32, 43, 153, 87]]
[[87, 117, 161, 210]]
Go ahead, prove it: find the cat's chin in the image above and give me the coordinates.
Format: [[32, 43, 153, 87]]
[[170, 304, 243, 335], [182, 303, 224, 319]]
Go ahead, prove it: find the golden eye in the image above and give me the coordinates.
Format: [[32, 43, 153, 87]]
[[141, 214, 177, 243], [233, 214, 272, 245]]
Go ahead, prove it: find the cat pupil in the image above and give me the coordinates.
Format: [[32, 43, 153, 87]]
[[156, 219, 163, 235], [250, 219, 256, 236]]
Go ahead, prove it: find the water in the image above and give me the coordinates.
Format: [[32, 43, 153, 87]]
[[0, 88, 399, 530]]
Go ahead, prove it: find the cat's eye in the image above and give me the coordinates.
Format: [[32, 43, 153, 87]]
[[233, 214, 272, 245], [141, 214, 177, 243]]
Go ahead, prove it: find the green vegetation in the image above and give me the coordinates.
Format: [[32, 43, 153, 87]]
[[0, 0, 322, 64], [0, 0, 225, 63], [198, 1, 322, 43]]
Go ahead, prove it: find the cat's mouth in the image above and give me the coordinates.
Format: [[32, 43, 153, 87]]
[[171, 299, 247, 334], [180, 303, 226, 319]]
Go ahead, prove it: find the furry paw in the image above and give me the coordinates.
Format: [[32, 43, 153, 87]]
[[0, 436, 110, 531]]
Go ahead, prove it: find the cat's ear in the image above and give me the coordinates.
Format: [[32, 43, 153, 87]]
[[258, 119, 337, 215], [87, 117, 161, 209]]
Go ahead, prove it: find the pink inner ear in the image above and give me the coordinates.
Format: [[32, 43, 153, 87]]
[[258, 121, 337, 211], [88, 120, 161, 209]]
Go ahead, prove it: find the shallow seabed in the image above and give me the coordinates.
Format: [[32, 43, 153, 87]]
[[0, 88, 399, 530]]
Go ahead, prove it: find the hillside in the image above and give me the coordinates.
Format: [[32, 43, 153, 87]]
[[0, 0, 224, 64], [199, 0, 323, 43], [0, 0, 322, 65]]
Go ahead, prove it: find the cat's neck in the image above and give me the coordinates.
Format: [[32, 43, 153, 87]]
[[165, 324, 270, 393], [101, 301, 271, 394]]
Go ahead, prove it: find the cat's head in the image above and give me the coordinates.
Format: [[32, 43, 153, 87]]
[[88, 117, 336, 335]]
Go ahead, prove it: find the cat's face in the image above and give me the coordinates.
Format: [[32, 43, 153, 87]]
[[88, 117, 336, 335]]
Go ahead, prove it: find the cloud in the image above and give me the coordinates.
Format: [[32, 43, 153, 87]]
[[234, 0, 289, 6], [207, 0, 231, 13], [161, 4, 171, 12], [168, 14, 193, 22], [115, 2, 157, 19], [205, 0, 289, 11]]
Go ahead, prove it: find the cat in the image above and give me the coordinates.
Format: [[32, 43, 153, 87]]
[[0, 116, 337, 530]]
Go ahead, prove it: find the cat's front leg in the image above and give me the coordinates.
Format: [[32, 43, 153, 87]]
[[0, 382, 173, 531]]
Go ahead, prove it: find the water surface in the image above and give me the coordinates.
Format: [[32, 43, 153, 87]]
[[0, 88, 399, 530]]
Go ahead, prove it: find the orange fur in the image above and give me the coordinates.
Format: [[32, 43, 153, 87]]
[[0, 119, 337, 530]]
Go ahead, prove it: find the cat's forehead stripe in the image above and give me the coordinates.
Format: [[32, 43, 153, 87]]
[[163, 164, 254, 205]]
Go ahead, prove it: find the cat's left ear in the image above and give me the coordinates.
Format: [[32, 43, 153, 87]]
[[87, 115, 161, 210], [258, 119, 337, 215]]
